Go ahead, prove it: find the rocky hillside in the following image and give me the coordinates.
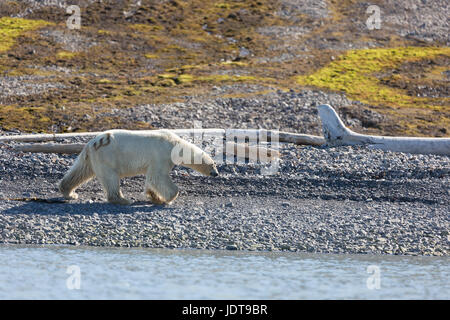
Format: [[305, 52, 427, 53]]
[[0, 0, 448, 136]]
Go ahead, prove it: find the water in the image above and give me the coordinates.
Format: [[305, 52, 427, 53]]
[[0, 245, 448, 299]]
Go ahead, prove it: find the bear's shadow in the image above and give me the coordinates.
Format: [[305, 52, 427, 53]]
[[2, 199, 174, 216]]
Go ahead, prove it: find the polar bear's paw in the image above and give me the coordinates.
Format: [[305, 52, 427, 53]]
[[145, 189, 166, 205], [63, 192, 79, 200]]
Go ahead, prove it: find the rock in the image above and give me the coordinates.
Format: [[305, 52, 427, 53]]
[[239, 47, 250, 58]]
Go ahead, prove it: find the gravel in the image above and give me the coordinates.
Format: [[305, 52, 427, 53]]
[[39, 29, 97, 52], [13, 0, 98, 18], [276, 0, 330, 20], [0, 75, 66, 99], [382, 0, 450, 44], [103, 88, 359, 136], [0, 93, 448, 256]]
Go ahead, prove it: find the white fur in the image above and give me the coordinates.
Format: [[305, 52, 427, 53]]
[[58, 129, 217, 205]]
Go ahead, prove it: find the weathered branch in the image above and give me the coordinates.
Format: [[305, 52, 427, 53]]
[[12, 141, 280, 160], [0, 132, 97, 143], [1, 129, 325, 146], [12, 143, 84, 154]]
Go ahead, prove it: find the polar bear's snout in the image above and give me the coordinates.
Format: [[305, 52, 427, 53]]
[[210, 166, 219, 177]]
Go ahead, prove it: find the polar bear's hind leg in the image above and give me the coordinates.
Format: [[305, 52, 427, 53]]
[[59, 148, 94, 200]]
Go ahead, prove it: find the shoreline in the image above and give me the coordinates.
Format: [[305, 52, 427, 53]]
[[1, 139, 448, 257], [0, 197, 447, 256], [1, 243, 450, 261]]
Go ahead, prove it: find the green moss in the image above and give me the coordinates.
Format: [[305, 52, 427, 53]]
[[156, 73, 261, 84], [56, 50, 78, 59], [130, 24, 163, 33], [0, 105, 50, 132], [215, 3, 231, 9], [0, 17, 52, 53], [97, 29, 111, 35], [166, 64, 200, 73], [157, 73, 178, 79], [297, 46, 450, 111], [160, 44, 188, 53], [220, 60, 248, 66], [97, 78, 113, 84], [144, 53, 159, 59], [177, 74, 195, 83]]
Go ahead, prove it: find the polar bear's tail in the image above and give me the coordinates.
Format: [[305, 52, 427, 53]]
[[58, 146, 94, 199]]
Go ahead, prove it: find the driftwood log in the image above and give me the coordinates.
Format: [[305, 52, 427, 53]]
[[6, 129, 284, 162], [11, 143, 84, 154], [318, 104, 450, 156], [0, 129, 325, 145], [11, 141, 280, 162], [2, 129, 324, 160]]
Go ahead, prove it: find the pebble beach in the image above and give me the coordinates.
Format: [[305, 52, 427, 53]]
[[0, 91, 449, 256]]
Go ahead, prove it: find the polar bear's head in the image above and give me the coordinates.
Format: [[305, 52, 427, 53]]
[[192, 161, 219, 177], [171, 140, 219, 177], [183, 150, 219, 177]]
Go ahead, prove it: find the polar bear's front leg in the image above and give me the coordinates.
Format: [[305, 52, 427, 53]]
[[95, 166, 131, 205], [144, 162, 179, 205]]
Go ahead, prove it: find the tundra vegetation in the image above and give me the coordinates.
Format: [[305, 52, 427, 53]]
[[0, 0, 448, 136]]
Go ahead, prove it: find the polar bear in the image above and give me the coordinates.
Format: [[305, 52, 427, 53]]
[[58, 129, 219, 205]]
